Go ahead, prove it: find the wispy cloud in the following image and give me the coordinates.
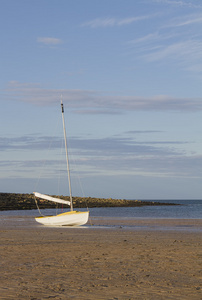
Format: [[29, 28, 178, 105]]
[[37, 37, 63, 45], [4, 81, 202, 113], [81, 15, 152, 28], [128, 11, 202, 74], [151, 0, 202, 8], [0, 134, 184, 154], [143, 40, 202, 63], [1, 133, 201, 179], [165, 13, 202, 28]]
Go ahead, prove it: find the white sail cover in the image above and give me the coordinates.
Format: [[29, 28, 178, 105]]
[[33, 192, 71, 206]]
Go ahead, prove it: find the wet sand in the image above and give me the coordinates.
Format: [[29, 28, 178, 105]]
[[0, 216, 202, 299]]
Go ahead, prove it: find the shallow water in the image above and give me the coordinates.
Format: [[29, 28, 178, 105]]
[[0, 200, 201, 232], [0, 202, 202, 232], [0, 200, 201, 219]]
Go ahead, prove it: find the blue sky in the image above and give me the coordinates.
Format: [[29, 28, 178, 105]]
[[1, 0, 202, 199]]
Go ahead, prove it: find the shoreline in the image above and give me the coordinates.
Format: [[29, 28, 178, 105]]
[[1, 211, 202, 232], [0, 192, 178, 211], [0, 216, 201, 299]]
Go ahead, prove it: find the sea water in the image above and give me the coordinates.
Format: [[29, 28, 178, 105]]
[[88, 200, 202, 219], [0, 200, 201, 219], [0, 200, 201, 232]]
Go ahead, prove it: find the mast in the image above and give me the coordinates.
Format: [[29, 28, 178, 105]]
[[61, 99, 73, 211]]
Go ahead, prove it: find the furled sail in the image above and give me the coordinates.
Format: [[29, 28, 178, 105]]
[[33, 192, 71, 206]]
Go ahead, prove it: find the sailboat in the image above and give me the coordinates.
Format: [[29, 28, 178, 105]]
[[34, 100, 89, 226]]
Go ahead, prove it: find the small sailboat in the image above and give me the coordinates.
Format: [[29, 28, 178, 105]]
[[34, 100, 89, 226]]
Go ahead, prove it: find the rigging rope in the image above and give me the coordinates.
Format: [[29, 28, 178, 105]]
[[33, 114, 61, 213], [33, 194, 44, 216]]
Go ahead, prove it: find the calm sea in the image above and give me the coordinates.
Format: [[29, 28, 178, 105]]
[[0, 200, 201, 219], [89, 200, 202, 219]]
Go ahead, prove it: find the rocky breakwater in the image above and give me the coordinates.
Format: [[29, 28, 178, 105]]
[[0, 193, 177, 211]]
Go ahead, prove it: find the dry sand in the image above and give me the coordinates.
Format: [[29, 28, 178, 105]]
[[0, 216, 201, 300]]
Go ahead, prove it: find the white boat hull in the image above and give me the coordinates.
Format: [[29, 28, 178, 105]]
[[35, 211, 89, 226]]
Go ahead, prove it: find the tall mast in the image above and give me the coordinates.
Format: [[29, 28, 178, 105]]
[[61, 99, 73, 211]]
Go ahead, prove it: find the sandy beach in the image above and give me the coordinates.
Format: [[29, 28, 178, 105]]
[[0, 216, 201, 300]]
